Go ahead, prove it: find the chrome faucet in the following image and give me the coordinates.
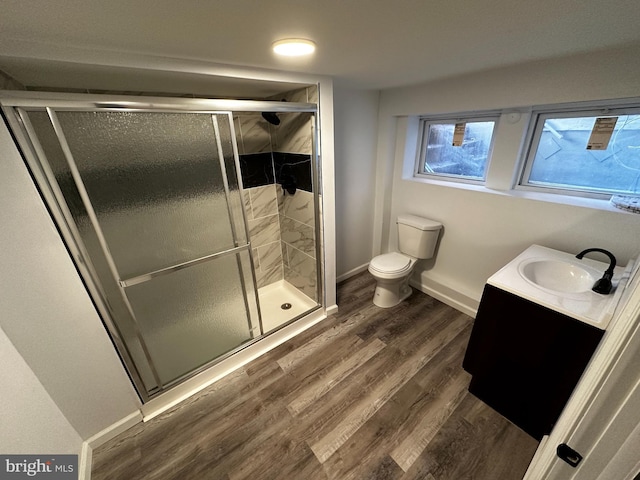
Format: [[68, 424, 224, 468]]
[[575, 248, 617, 295]]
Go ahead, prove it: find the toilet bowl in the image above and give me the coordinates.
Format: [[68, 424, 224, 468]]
[[368, 252, 417, 308], [369, 215, 442, 308]]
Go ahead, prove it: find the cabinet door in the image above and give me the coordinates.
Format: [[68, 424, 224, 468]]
[[463, 285, 603, 440]]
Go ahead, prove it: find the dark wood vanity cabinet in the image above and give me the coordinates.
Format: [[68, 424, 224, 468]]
[[462, 284, 604, 440]]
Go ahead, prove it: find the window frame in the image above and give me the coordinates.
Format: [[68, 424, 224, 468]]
[[518, 103, 640, 199], [414, 113, 500, 185]]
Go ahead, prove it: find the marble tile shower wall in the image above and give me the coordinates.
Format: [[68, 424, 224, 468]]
[[235, 86, 318, 300], [243, 184, 283, 288], [278, 188, 317, 301]]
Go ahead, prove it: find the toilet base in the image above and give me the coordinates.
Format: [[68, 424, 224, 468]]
[[372, 278, 413, 308]]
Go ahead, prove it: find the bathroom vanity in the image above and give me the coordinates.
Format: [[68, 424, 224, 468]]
[[463, 245, 628, 440]]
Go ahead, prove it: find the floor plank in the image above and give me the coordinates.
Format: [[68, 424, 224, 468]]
[[92, 273, 538, 480], [286, 337, 387, 416]]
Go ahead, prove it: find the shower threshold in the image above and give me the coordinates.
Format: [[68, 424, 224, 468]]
[[258, 280, 317, 333]]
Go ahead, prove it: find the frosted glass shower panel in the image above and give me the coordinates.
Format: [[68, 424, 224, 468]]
[[55, 111, 236, 279], [215, 113, 247, 245], [124, 252, 253, 385], [26, 110, 161, 392]]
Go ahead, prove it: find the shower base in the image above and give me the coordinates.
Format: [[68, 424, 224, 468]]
[[258, 280, 316, 333]]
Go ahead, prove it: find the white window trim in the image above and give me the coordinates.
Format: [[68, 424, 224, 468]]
[[401, 99, 640, 215], [407, 172, 636, 216], [414, 112, 500, 185], [517, 101, 640, 199]]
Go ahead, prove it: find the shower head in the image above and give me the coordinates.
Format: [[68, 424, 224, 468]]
[[261, 112, 281, 126]]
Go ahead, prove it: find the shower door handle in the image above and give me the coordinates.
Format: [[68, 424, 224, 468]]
[[119, 244, 251, 288]]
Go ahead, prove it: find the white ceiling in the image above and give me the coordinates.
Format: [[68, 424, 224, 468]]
[[1, 0, 640, 95]]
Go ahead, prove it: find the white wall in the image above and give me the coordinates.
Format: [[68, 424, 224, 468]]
[[333, 86, 380, 279], [0, 121, 141, 442], [375, 44, 640, 311], [0, 325, 83, 454]]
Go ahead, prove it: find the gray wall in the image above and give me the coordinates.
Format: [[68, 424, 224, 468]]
[[0, 326, 83, 454], [333, 86, 380, 279], [0, 121, 141, 443]]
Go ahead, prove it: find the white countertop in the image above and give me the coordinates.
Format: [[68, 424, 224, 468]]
[[487, 245, 633, 330]]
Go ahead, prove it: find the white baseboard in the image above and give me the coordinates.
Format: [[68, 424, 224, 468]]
[[76, 277, 472, 480], [79, 441, 92, 480], [79, 410, 142, 480], [409, 278, 479, 318], [337, 263, 478, 317], [141, 308, 327, 421], [86, 411, 143, 449], [78, 306, 332, 477], [336, 263, 369, 283]]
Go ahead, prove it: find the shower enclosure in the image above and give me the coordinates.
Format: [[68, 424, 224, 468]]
[[1, 92, 322, 401]]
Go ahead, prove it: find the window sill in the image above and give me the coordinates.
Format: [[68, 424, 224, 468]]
[[507, 189, 633, 214], [407, 175, 636, 215], [408, 174, 489, 192]]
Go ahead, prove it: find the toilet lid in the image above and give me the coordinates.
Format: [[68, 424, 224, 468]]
[[370, 252, 412, 274]]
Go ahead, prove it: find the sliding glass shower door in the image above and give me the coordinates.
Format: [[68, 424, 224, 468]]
[[18, 108, 260, 398]]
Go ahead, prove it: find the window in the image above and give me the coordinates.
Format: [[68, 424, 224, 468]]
[[416, 116, 497, 182], [521, 107, 640, 197]]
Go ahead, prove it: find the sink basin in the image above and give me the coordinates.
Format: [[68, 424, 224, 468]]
[[488, 245, 629, 329], [518, 259, 598, 294]]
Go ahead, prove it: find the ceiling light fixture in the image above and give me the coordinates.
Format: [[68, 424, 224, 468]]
[[272, 38, 316, 57]]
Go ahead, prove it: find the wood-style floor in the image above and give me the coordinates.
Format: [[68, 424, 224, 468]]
[[92, 273, 538, 480]]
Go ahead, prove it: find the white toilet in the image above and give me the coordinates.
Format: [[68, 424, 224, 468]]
[[368, 214, 442, 308]]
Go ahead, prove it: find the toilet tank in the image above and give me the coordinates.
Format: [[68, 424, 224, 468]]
[[397, 214, 442, 259]]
